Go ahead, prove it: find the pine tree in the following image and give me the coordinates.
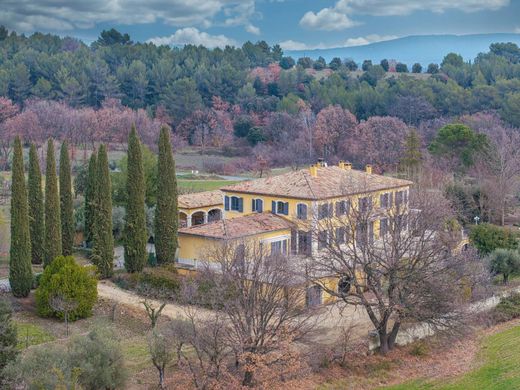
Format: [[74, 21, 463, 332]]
[[44, 139, 62, 266], [84, 151, 97, 245], [59, 141, 74, 256], [400, 129, 422, 179], [28, 143, 44, 265], [9, 137, 33, 297], [91, 144, 114, 278], [155, 126, 178, 264], [124, 126, 147, 273]]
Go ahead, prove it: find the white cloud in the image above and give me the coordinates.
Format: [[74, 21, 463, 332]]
[[343, 34, 398, 47], [0, 0, 258, 34], [246, 24, 261, 35], [147, 27, 237, 48], [300, 0, 510, 30], [300, 7, 358, 31], [279, 40, 317, 50], [280, 34, 398, 50]]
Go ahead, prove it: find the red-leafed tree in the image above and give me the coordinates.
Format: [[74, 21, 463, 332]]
[[313, 105, 357, 160], [353, 116, 409, 171]]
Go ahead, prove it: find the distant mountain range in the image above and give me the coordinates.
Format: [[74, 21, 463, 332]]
[[285, 34, 520, 66]]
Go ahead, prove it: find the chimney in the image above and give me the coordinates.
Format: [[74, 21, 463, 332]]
[[339, 161, 352, 170], [309, 164, 318, 177], [365, 164, 372, 174]]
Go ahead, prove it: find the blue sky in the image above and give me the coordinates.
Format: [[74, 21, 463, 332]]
[[1, 0, 519, 49]]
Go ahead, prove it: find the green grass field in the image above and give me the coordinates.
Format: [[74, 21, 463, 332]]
[[178, 179, 240, 192], [384, 324, 520, 390], [16, 322, 56, 350]]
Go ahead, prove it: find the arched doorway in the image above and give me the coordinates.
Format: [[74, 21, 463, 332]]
[[208, 208, 222, 223], [191, 211, 206, 226]]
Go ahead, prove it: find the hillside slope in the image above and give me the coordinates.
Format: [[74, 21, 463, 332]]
[[285, 33, 520, 66]]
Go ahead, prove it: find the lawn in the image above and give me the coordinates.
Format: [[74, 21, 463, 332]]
[[384, 324, 520, 390], [15, 321, 55, 349], [178, 179, 239, 192]]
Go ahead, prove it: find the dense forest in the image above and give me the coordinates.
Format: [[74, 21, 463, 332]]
[[1, 27, 520, 229]]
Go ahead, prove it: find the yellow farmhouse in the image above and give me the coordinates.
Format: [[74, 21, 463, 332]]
[[177, 161, 413, 304]]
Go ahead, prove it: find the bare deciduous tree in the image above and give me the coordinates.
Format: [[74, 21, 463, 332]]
[[141, 299, 166, 329], [189, 243, 316, 386], [308, 187, 488, 354], [169, 307, 235, 390], [50, 294, 78, 336], [148, 330, 175, 389]]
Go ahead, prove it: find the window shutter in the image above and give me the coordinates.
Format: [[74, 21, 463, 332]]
[[284, 202, 289, 215], [272, 200, 276, 214], [238, 197, 243, 212], [252, 199, 256, 212], [224, 196, 230, 211], [257, 199, 263, 212]]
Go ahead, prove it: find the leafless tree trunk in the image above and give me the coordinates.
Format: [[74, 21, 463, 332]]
[[148, 330, 175, 389], [50, 295, 78, 337], [141, 299, 166, 329]]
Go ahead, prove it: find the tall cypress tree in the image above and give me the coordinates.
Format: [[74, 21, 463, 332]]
[[44, 139, 62, 266], [155, 126, 178, 264], [91, 144, 114, 278], [28, 143, 44, 265], [59, 141, 74, 256], [9, 136, 33, 297], [84, 151, 97, 245], [124, 126, 147, 273]]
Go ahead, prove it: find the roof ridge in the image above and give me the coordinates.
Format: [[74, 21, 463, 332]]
[[222, 218, 228, 238], [301, 169, 317, 200]]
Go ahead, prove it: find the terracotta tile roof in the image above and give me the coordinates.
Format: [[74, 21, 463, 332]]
[[221, 166, 412, 200], [179, 213, 292, 239], [178, 190, 223, 209]]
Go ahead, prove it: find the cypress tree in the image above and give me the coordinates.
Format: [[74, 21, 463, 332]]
[[401, 129, 422, 179], [9, 136, 33, 297], [84, 151, 97, 245], [59, 141, 74, 256], [28, 143, 44, 265], [91, 144, 114, 278], [124, 126, 147, 273], [155, 126, 178, 264], [44, 139, 62, 266]]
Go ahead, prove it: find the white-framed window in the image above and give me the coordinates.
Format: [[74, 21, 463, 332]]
[[318, 230, 329, 250], [272, 200, 289, 215], [270, 239, 288, 256], [380, 193, 392, 209], [359, 196, 372, 213], [297, 203, 308, 220], [225, 195, 243, 212], [252, 198, 263, 213], [380, 218, 388, 237], [335, 200, 349, 216], [318, 203, 333, 220]]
